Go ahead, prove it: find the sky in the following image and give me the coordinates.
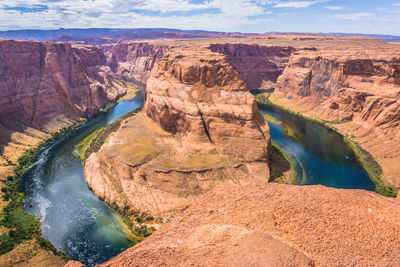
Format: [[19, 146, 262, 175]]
[[1, 0, 400, 35]]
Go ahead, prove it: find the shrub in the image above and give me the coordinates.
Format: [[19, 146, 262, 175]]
[[376, 184, 397, 198]]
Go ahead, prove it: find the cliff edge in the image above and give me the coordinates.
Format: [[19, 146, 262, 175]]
[[274, 46, 400, 190], [84, 45, 270, 220], [0, 39, 129, 166], [99, 183, 400, 267]]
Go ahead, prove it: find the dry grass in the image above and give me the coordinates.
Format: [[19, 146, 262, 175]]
[[0, 239, 65, 267], [106, 114, 240, 172], [148, 152, 240, 172], [117, 85, 140, 102]]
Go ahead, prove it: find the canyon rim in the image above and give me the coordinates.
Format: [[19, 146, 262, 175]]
[[0, 2, 400, 266]]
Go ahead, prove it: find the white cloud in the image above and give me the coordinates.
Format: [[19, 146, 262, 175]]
[[324, 6, 343, 10], [272, 1, 325, 8], [0, 0, 271, 31], [121, 0, 265, 17], [331, 12, 373, 20], [210, 0, 265, 17], [1, 0, 400, 36], [393, 3, 400, 6], [132, 0, 212, 13]]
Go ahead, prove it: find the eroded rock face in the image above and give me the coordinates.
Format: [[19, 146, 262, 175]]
[[210, 43, 295, 89], [0, 39, 127, 133], [100, 183, 400, 267], [101, 42, 167, 82], [85, 46, 270, 218], [275, 50, 400, 189], [0, 39, 129, 164], [144, 47, 270, 161]]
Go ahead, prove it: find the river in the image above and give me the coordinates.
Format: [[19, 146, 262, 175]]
[[259, 104, 375, 190], [22, 91, 144, 266], [22, 90, 375, 266]]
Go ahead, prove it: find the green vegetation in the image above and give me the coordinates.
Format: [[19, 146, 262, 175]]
[[109, 202, 157, 242], [77, 127, 104, 161], [80, 106, 163, 240], [256, 91, 397, 198], [78, 91, 140, 162], [83, 107, 142, 161], [256, 93, 325, 125], [344, 137, 397, 198], [262, 113, 281, 125], [0, 122, 84, 259], [322, 119, 350, 125], [250, 88, 275, 95], [100, 102, 117, 113], [1, 156, 15, 166], [271, 141, 298, 185], [0, 96, 143, 260], [257, 92, 350, 126]]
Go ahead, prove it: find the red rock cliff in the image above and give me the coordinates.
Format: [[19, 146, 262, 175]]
[[0, 39, 128, 159], [144, 46, 270, 161], [84, 46, 270, 219], [275, 49, 400, 188], [101, 42, 167, 83], [0, 40, 127, 130], [210, 43, 295, 89]]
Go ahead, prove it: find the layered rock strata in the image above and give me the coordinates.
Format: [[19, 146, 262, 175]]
[[144, 47, 270, 161], [274, 49, 400, 189], [101, 42, 167, 82], [0, 39, 128, 162], [100, 183, 400, 267], [84, 46, 270, 218], [210, 43, 295, 89], [0, 38, 131, 267]]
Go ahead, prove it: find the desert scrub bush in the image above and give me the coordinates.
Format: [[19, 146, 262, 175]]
[[1, 156, 15, 166], [256, 92, 395, 198], [344, 137, 397, 198], [0, 121, 88, 257], [77, 127, 104, 161], [0, 99, 135, 258], [108, 201, 155, 243]]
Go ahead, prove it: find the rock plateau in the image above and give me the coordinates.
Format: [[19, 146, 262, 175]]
[[84, 45, 271, 218], [0, 34, 399, 267]]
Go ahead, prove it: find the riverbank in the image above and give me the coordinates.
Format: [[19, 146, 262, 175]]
[[255, 91, 397, 198], [0, 87, 138, 266], [79, 108, 164, 240], [269, 141, 297, 185], [0, 120, 87, 265]]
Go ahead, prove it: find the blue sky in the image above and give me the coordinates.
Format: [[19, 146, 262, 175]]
[[1, 0, 400, 35]]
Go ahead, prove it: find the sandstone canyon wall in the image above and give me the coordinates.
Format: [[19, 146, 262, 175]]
[[0, 39, 128, 164], [101, 42, 167, 83], [209, 43, 295, 89], [144, 46, 270, 161], [274, 49, 400, 189], [0, 39, 131, 267], [84, 46, 271, 219]]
